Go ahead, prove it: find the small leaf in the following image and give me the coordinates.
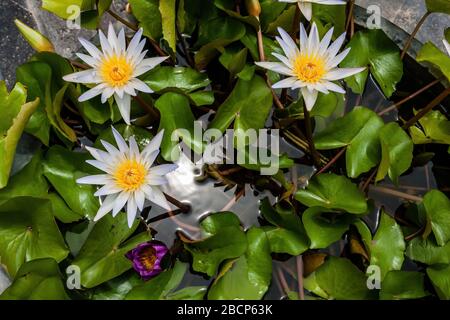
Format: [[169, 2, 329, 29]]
[[406, 236, 450, 265], [302, 207, 356, 249], [208, 227, 272, 300], [0, 258, 68, 300], [340, 29, 403, 98], [295, 173, 368, 214], [310, 256, 374, 300], [128, 0, 162, 40], [159, 0, 177, 53], [423, 190, 450, 246], [409, 110, 450, 145], [380, 271, 428, 300], [72, 214, 149, 288], [416, 41, 450, 82], [425, 0, 450, 14], [427, 264, 450, 300], [376, 122, 413, 185], [0, 197, 69, 277], [314, 107, 384, 178], [183, 212, 247, 277]]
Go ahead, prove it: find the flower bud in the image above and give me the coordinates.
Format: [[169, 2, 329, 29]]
[[245, 0, 261, 17], [15, 19, 55, 53]]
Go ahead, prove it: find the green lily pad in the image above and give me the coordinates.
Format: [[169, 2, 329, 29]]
[[208, 227, 272, 300], [427, 264, 450, 300], [183, 212, 247, 277], [295, 173, 368, 214], [0, 258, 68, 300], [143, 66, 210, 93], [314, 107, 384, 178], [417, 41, 450, 82], [406, 236, 450, 265], [0, 197, 69, 277], [340, 29, 403, 98], [72, 213, 149, 288], [128, 0, 162, 40], [423, 190, 450, 246], [376, 122, 414, 185], [379, 271, 428, 300], [409, 110, 450, 145]]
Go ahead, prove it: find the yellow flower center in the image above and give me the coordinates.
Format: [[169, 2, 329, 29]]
[[100, 54, 133, 87], [293, 54, 326, 83], [113, 159, 147, 192]]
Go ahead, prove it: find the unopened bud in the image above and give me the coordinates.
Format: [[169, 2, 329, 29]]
[[15, 19, 55, 52], [245, 0, 261, 17]]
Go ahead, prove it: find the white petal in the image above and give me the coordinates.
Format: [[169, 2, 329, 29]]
[[323, 81, 346, 93], [129, 78, 153, 93], [101, 86, 115, 103], [272, 77, 299, 89], [134, 190, 146, 211], [111, 127, 129, 154], [86, 159, 111, 173], [127, 28, 143, 54], [114, 93, 132, 124], [327, 47, 351, 68], [319, 27, 334, 55], [112, 191, 130, 217], [142, 130, 164, 157], [133, 57, 169, 76], [150, 164, 178, 176], [77, 174, 112, 185], [85, 146, 112, 163], [326, 32, 346, 61], [308, 22, 320, 55], [79, 37, 102, 59], [144, 150, 159, 168], [277, 28, 299, 60], [299, 23, 308, 52], [107, 23, 120, 54], [99, 29, 113, 57], [117, 29, 126, 53], [444, 39, 450, 56], [144, 186, 170, 210], [127, 198, 138, 228], [78, 83, 107, 102], [94, 184, 121, 197], [147, 175, 168, 186], [128, 136, 140, 159], [324, 67, 366, 81], [94, 194, 118, 221], [63, 69, 99, 84], [124, 84, 137, 97], [299, 2, 312, 21], [301, 87, 318, 111], [255, 61, 294, 76], [272, 52, 293, 68], [76, 53, 99, 67]]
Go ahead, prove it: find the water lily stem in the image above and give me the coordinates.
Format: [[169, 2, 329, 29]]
[[163, 192, 191, 213], [296, 255, 305, 300], [378, 78, 441, 116], [400, 11, 431, 60], [345, 0, 355, 35], [303, 107, 321, 167], [369, 185, 423, 202], [291, 5, 301, 39], [315, 147, 346, 176], [402, 87, 450, 129], [276, 268, 290, 297]]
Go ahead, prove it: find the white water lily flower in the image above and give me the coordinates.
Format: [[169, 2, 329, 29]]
[[444, 39, 450, 56], [63, 24, 167, 124], [278, 0, 346, 21], [77, 127, 177, 228], [255, 23, 365, 111]]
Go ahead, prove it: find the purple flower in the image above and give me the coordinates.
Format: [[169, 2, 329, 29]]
[[125, 241, 169, 280]]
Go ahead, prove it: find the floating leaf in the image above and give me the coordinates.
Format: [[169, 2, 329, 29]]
[[43, 146, 99, 219], [208, 227, 272, 300], [302, 207, 356, 249], [143, 66, 210, 93], [308, 257, 374, 300], [72, 214, 149, 288], [369, 211, 405, 280], [425, 0, 450, 15], [416, 42, 450, 81], [409, 110, 450, 145], [183, 212, 247, 277], [406, 236, 450, 265], [376, 122, 413, 185], [295, 173, 367, 214], [314, 107, 384, 178], [128, 0, 162, 40], [423, 190, 450, 246], [209, 75, 272, 135], [126, 261, 188, 300], [379, 271, 428, 300], [340, 29, 403, 98], [0, 197, 69, 277], [0, 82, 40, 188], [159, 0, 177, 53], [427, 264, 450, 300], [0, 258, 68, 300]]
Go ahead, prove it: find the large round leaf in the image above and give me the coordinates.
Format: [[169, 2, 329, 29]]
[[379, 271, 428, 300]]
